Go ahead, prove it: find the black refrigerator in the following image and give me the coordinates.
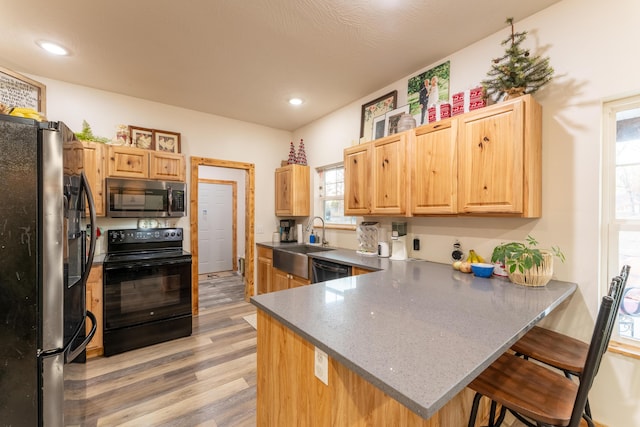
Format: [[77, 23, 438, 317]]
[[0, 114, 97, 426]]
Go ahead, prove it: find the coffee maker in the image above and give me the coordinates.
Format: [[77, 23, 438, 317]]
[[279, 219, 297, 242]]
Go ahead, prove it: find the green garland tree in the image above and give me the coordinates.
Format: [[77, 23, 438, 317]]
[[482, 18, 554, 101]]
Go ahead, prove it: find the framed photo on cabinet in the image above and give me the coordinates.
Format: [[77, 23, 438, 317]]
[[155, 130, 181, 153], [384, 104, 410, 136], [360, 90, 397, 142], [372, 114, 386, 140], [130, 126, 154, 150]]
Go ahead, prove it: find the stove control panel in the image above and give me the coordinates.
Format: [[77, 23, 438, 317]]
[[108, 228, 183, 244]]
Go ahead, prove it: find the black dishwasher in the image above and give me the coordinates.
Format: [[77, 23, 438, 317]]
[[311, 258, 352, 283]]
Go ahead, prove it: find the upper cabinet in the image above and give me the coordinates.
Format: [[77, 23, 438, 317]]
[[63, 140, 106, 216], [275, 164, 310, 216], [344, 94, 542, 218], [371, 133, 407, 215], [457, 94, 541, 217], [344, 132, 408, 216], [411, 120, 457, 215], [107, 146, 186, 181], [344, 143, 372, 215]]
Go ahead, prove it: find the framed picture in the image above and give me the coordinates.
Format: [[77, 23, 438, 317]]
[[155, 130, 181, 153], [360, 90, 397, 142], [371, 114, 386, 140], [130, 126, 155, 150], [407, 61, 450, 126], [384, 105, 410, 137], [0, 66, 46, 115]]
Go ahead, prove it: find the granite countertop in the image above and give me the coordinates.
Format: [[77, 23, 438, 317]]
[[251, 249, 577, 419]]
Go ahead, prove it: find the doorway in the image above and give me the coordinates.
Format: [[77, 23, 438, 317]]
[[190, 157, 255, 315], [198, 180, 237, 275]]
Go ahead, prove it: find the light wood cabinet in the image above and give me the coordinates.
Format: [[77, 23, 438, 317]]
[[107, 145, 148, 178], [457, 94, 541, 217], [347, 94, 542, 218], [107, 145, 186, 181], [149, 151, 186, 181], [344, 144, 372, 215], [411, 119, 457, 215], [257, 246, 273, 294], [371, 132, 408, 215], [86, 264, 103, 358], [63, 140, 107, 216], [352, 266, 374, 276], [275, 164, 310, 216], [344, 132, 408, 216], [271, 267, 311, 291]]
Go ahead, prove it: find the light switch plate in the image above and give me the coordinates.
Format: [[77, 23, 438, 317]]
[[314, 347, 328, 385]]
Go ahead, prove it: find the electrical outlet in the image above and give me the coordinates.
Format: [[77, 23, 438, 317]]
[[256, 224, 264, 234], [314, 347, 328, 385]]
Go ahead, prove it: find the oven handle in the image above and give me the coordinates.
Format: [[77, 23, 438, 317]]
[[80, 171, 97, 286], [104, 257, 192, 271]]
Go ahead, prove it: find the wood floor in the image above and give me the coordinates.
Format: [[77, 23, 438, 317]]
[[63, 271, 529, 427], [64, 272, 257, 427]]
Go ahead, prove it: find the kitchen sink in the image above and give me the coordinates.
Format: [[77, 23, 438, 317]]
[[280, 245, 334, 254], [273, 245, 335, 279]]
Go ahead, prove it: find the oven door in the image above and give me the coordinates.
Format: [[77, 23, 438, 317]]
[[103, 258, 192, 331]]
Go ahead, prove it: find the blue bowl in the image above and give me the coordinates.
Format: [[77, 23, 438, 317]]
[[471, 263, 495, 278]]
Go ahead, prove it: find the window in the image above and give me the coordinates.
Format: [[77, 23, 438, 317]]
[[603, 95, 640, 350], [317, 163, 356, 226]]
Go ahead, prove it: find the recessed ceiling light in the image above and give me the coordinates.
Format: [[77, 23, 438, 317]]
[[289, 98, 303, 106], [36, 41, 69, 56]]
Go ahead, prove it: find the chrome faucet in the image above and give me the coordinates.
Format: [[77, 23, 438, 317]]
[[307, 216, 328, 246]]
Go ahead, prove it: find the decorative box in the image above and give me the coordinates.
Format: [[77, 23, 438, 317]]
[[428, 103, 452, 123]]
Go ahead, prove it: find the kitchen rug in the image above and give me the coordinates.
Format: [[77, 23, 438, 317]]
[[243, 313, 257, 329]]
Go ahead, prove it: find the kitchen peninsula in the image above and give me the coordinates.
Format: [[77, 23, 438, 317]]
[[251, 251, 576, 425]]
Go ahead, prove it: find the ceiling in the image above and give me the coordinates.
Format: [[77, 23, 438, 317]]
[[0, 0, 561, 131]]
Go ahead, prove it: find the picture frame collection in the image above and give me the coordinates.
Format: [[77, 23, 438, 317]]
[[360, 61, 452, 142], [129, 125, 181, 154]]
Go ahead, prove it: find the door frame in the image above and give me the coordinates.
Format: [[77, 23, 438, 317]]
[[198, 179, 238, 273], [190, 157, 255, 314]]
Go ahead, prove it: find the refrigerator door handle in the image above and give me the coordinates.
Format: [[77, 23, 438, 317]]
[[65, 310, 97, 363], [80, 171, 97, 285]]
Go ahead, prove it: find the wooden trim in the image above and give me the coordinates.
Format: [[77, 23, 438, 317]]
[[198, 178, 238, 272], [325, 224, 357, 231], [608, 340, 640, 360], [190, 157, 255, 314]]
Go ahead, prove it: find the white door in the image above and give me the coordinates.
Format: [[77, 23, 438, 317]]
[[198, 183, 233, 274]]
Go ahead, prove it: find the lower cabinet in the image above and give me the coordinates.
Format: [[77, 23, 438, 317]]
[[272, 267, 310, 291], [86, 264, 103, 358], [257, 246, 273, 294], [352, 266, 374, 276]]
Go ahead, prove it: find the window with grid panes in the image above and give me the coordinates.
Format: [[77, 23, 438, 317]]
[[317, 164, 356, 226], [603, 95, 640, 349]]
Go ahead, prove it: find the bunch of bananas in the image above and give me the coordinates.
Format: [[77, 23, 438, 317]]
[[8, 107, 44, 121], [466, 249, 485, 264]]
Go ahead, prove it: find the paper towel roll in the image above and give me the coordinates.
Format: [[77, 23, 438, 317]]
[[297, 224, 303, 243]]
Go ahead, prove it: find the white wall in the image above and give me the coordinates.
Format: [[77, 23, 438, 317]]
[[36, 76, 291, 255], [293, 0, 640, 424]]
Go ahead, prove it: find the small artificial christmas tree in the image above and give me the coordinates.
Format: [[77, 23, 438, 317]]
[[287, 141, 297, 164], [296, 139, 307, 165], [482, 18, 554, 101]]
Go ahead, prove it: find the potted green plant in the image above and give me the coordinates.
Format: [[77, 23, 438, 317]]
[[491, 235, 565, 287]]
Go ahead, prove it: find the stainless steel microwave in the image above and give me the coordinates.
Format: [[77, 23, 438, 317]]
[[106, 178, 186, 218]]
